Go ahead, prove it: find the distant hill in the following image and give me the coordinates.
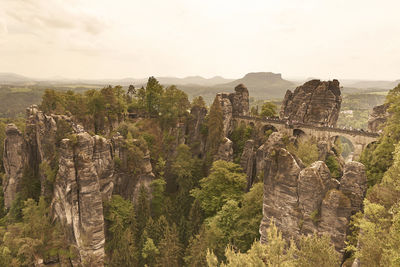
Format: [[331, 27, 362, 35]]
[[215, 72, 296, 99], [0, 73, 33, 84], [342, 79, 400, 90]]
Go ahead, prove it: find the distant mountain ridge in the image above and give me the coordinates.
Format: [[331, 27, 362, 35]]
[[214, 72, 296, 99]]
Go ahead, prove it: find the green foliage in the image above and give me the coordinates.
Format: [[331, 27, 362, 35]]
[[104, 195, 138, 266], [156, 223, 183, 267], [287, 139, 319, 167], [0, 197, 73, 265], [191, 161, 246, 217], [145, 76, 164, 116], [207, 220, 340, 267], [229, 124, 253, 163], [142, 238, 159, 266], [350, 141, 400, 266], [206, 98, 224, 156], [191, 96, 206, 108], [260, 101, 277, 117], [296, 234, 340, 267], [150, 178, 166, 218], [325, 155, 341, 179], [360, 84, 400, 186], [159, 85, 190, 129]]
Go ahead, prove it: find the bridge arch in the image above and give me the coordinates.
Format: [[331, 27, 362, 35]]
[[331, 135, 355, 161], [293, 128, 308, 141]]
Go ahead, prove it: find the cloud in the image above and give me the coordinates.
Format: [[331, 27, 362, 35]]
[[2, 0, 107, 36]]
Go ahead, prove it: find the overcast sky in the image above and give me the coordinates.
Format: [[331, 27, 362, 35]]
[[0, 0, 399, 80]]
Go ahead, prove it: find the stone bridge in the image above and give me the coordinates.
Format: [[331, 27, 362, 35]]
[[233, 115, 379, 158]]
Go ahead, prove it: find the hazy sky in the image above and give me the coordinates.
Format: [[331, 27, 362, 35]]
[[0, 0, 399, 80]]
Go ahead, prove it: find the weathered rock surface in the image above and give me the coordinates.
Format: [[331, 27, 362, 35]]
[[52, 133, 108, 266], [339, 162, 367, 214], [280, 79, 342, 126], [230, 84, 249, 116], [215, 137, 233, 162], [259, 133, 367, 254], [216, 93, 233, 137], [216, 84, 250, 136], [240, 139, 256, 190], [186, 105, 208, 158], [112, 133, 155, 202], [368, 104, 388, 132], [3, 124, 28, 208], [2, 105, 156, 265]]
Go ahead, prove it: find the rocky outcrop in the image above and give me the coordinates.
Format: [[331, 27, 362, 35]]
[[3, 124, 28, 208], [280, 79, 342, 126], [259, 133, 367, 254], [52, 133, 108, 266], [216, 93, 233, 137], [186, 105, 208, 158], [339, 162, 367, 214], [368, 104, 388, 132], [216, 84, 250, 136], [215, 137, 233, 162], [240, 139, 256, 190], [229, 84, 249, 116], [2, 105, 156, 265], [112, 133, 155, 202]]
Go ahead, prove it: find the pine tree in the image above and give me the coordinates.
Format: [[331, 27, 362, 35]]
[[206, 97, 224, 155], [156, 223, 183, 267]]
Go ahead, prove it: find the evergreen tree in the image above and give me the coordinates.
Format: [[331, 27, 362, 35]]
[[206, 97, 224, 155]]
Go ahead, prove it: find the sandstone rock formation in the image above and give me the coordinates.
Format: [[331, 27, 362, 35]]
[[240, 139, 256, 190], [2, 105, 156, 265], [52, 133, 108, 266], [186, 105, 207, 158], [215, 137, 233, 162], [3, 124, 28, 208], [368, 104, 388, 132], [280, 79, 342, 126], [216, 84, 250, 136], [259, 133, 367, 254]]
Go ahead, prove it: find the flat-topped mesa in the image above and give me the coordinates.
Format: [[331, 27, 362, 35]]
[[280, 79, 342, 127]]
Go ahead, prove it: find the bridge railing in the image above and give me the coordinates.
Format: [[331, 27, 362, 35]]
[[233, 115, 379, 138]]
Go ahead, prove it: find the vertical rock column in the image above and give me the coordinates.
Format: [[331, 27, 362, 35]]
[[3, 124, 27, 208]]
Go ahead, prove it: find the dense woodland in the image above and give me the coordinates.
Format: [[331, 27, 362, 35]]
[[0, 78, 398, 266]]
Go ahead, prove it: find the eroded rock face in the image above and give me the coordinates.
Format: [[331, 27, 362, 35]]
[[52, 134, 107, 266], [259, 134, 367, 254], [339, 162, 367, 214], [230, 84, 249, 116], [368, 104, 388, 132], [186, 105, 208, 158], [216, 93, 233, 137], [2, 105, 156, 265], [280, 79, 342, 126], [240, 139, 256, 190], [215, 84, 250, 136], [3, 124, 28, 208], [215, 137, 233, 162]]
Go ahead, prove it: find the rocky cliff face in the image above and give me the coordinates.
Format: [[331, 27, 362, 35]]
[[186, 105, 207, 158], [3, 124, 28, 208], [368, 104, 388, 132], [2, 105, 155, 265], [216, 84, 250, 137], [52, 133, 108, 266], [280, 79, 342, 126], [259, 133, 367, 254]]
